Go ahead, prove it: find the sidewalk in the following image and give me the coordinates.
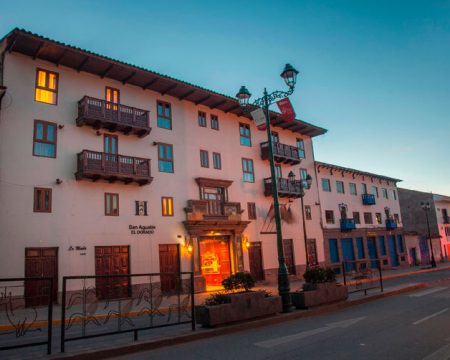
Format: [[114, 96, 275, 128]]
[[2, 263, 450, 360]]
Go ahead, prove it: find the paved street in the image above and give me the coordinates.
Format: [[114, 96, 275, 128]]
[[113, 270, 450, 360]]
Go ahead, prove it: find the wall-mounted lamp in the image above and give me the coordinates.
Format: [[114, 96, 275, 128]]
[[96, 130, 102, 136], [56, 178, 63, 185], [152, 141, 158, 146], [58, 124, 64, 129], [243, 236, 251, 249], [183, 236, 193, 254]]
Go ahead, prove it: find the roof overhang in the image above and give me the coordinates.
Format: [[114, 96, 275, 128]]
[[1, 28, 327, 138]]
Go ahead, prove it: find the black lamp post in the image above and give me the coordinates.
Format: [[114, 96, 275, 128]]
[[236, 64, 299, 313], [421, 202, 436, 268], [288, 171, 313, 268]]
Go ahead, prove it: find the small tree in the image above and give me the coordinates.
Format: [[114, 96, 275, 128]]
[[222, 272, 256, 292]]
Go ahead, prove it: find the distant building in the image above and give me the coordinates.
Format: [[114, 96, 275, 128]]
[[315, 162, 408, 271], [398, 189, 449, 265]]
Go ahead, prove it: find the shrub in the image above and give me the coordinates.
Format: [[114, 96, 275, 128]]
[[222, 272, 256, 292], [303, 266, 336, 284], [204, 293, 231, 306]]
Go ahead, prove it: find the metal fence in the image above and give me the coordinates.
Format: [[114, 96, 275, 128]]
[[0, 277, 53, 355], [341, 260, 384, 295], [61, 272, 195, 352]]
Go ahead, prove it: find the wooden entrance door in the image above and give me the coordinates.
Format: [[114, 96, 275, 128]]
[[159, 244, 180, 293], [95, 246, 130, 300], [248, 242, 265, 281], [25, 247, 58, 307], [199, 238, 231, 287], [282, 239, 296, 275]]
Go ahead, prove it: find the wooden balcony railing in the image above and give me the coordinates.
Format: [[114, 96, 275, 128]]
[[260, 142, 301, 165], [340, 218, 356, 231], [75, 150, 153, 185], [185, 200, 243, 220], [76, 96, 151, 137], [263, 177, 303, 198]]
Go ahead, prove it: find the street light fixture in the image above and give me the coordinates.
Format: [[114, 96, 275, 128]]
[[421, 202, 437, 268], [288, 171, 313, 268], [236, 64, 299, 313]]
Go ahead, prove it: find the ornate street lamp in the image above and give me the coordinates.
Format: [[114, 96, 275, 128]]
[[288, 171, 313, 268], [236, 64, 299, 313], [421, 202, 437, 268]]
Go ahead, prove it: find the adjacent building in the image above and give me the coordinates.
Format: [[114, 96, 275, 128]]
[[0, 28, 327, 303], [398, 189, 449, 265], [315, 162, 407, 271]]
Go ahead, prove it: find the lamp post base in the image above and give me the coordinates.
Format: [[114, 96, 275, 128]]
[[278, 269, 292, 313]]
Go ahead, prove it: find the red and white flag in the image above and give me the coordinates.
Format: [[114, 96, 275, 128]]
[[276, 98, 296, 122], [250, 108, 267, 131]]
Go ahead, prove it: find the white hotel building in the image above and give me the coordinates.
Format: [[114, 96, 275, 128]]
[[0, 29, 328, 303]]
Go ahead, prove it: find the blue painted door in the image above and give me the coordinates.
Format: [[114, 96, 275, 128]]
[[341, 238, 356, 272], [388, 235, 399, 267], [410, 248, 417, 266], [367, 237, 378, 269]]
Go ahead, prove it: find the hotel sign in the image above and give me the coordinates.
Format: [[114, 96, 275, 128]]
[[129, 225, 156, 235]]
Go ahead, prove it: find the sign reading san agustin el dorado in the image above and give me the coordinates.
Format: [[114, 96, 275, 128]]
[[129, 225, 156, 235]]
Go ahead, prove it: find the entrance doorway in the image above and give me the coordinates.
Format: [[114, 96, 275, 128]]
[[282, 239, 296, 275], [388, 235, 399, 267], [367, 237, 378, 269], [159, 244, 180, 293], [199, 237, 231, 290], [341, 238, 356, 271], [249, 242, 265, 281], [24, 247, 58, 307], [95, 246, 130, 300]]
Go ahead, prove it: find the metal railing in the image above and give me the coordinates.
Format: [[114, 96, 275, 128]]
[[60, 272, 194, 353], [0, 277, 53, 355], [341, 260, 383, 295], [264, 177, 302, 197]]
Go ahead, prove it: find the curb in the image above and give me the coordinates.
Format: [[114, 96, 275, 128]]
[[52, 283, 427, 360]]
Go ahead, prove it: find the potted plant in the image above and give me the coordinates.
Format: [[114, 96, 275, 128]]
[[195, 272, 281, 327], [290, 267, 348, 309]]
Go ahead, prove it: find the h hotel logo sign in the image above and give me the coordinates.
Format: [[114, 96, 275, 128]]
[[276, 97, 296, 122]]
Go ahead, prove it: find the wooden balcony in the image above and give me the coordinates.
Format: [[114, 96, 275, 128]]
[[264, 177, 303, 198], [75, 150, 153, 185], [76, 96, 151, 137], [340, 218, 356, 231], [260, 142, 301, 165], [185, 200, 243, 221], [362, 193, 376, 205], [385, 219, 397, 230]]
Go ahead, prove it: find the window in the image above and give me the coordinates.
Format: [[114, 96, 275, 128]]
[[271, 131, 279, 143], [211, 115, 219, 130], [372, 185, 379, 198], [353, 212, 360, 224], [213, 152, 221, 170], [198, 111, 207, 127], [135, 201, 148, 216], [361, 183, 368, 194], [105, 193, 119, 216], [297, 139, 305, 158], [329, 239, 339, 263], [34, 187, 52, 212], [336, 181, 345, 194], [349, 183, 357, 195], [375, 212, 382, 224], [274, 164, 282, 179], [33, 120, 57, 158], [300, 168, 307, 180], [239, 123, 251, 146], [397, 235, 405, 253], [35, 68, 58, 105], [394, 213, 400, 223], [382, 188, 388, 199], [161, 197, 174, 216], [242, 158, 254, 182], [325, 210, 335, 224], [157, 101, 172, 129], [200, 150, 209, 168], [158, 143, 174, 173], [322, 178, 331, 192], [105, 87, 120, 109], [305, 205, 312, 220], [247, 202, 256, 220], [364, 212, 373, 224], [392, 189, 397, 200]]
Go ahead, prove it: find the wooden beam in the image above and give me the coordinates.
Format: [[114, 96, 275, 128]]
[[195, 95, 211, 105], [161, 83, 178, 95], [122, 71, 136, 84], [32, 42, 44, 60], [6, 33, 18, 53], [100, 63, 114, 78], [178, 89, 196, 100], [142, 78, 158, 90], [209, 99, 227, 109], [55, 49, 67, 66], [224, 104, 240, 113], [77, 56, 89, 72]]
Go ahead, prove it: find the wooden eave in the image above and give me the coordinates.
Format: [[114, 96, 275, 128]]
[[195, 177, 233, 189], [1, 28, 327, 138]]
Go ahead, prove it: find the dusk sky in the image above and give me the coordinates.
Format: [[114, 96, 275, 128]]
[[1, 0, 449, 195]]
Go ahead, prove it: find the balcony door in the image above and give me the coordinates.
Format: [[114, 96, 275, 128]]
[[104, 134, 118, 172], [105, 86, 120, 111], [202, 187, 225, 216]]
